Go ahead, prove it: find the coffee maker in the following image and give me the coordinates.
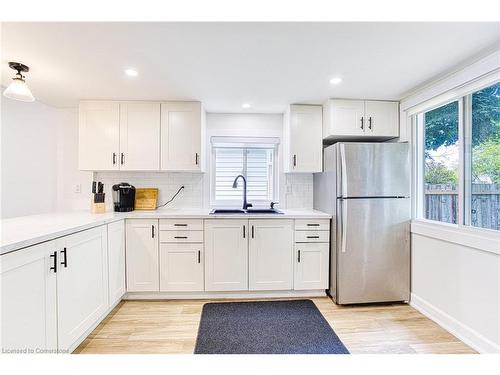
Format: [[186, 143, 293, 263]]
[[112, 183, 136, 212]]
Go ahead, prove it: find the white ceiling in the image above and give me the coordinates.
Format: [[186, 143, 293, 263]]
[[2, 22, 499, 112]]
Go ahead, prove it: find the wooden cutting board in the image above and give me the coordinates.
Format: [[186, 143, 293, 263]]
[[134, 188, 158, 210]]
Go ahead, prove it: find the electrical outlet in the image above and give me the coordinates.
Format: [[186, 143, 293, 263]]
[[75, 184, 82, 193]]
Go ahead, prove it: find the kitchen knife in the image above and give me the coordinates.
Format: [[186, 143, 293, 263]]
[[92, 181, 97, 194], [98, 182, 103, 193]]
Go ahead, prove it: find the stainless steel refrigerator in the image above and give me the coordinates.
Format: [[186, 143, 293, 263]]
[[313, 142, 410, 304]]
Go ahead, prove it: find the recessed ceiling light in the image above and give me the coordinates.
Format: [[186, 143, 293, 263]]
[[329, 77, 342, 85], [125, 69, 138, 77], [242, 103, 251, 109]]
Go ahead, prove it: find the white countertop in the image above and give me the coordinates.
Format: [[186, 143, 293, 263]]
[[0, 208, 330, 255]]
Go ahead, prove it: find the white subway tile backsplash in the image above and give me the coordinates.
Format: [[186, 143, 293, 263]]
[[95, 172, 204, 209], [284, 174, 313, 209]]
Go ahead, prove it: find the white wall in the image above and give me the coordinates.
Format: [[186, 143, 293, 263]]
[[0, 98, 91, 218], [205, 113, 313, 209]]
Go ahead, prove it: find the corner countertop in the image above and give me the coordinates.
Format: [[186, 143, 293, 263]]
[[0, 208, 331, 255]]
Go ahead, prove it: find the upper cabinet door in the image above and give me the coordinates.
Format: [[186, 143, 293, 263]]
[[79, 101, 120, 171], [364, 100, 399, 137], [286, 105, 323, 173], [119, 102, 161, 171], [323, 99, 365, 138], [161, 102, 204, 172]]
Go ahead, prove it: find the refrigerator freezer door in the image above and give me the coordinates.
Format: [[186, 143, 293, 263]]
[[336, 197, 410, 304], [338, 143, 410, 198]]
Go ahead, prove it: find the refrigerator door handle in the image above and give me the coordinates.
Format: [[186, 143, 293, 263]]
[[340, 144, 347, 198], [340, 199, 347, 253]]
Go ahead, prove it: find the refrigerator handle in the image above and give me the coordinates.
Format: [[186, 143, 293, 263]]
[[340, 144, 347, 198], [340, 199, 347, 253]]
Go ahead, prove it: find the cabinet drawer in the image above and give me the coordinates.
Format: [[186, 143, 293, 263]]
[[160, 230, 203, 243], [295, 219, 330, 231], [159, 219, 203, 231], [295, 230, 330, 243]]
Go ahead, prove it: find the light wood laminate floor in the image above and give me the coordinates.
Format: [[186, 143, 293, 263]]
[[74, 297, 476, 354]]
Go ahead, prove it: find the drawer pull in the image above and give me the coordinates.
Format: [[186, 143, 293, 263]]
[[174, 224, 188, 227], [306, 223, 320, 227], [174, 236, 188, 239], [307, 235, 320, 239]]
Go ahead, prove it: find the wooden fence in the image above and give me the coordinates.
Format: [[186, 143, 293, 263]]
[[425, 183, 499, 230]]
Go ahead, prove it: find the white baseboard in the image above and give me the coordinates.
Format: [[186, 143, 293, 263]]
[[124, 290, 326, 300], [410, 293, 500, 354]]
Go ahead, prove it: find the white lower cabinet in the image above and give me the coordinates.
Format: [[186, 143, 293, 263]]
[[55, 226, 109, 351], [160, 243, 204, 291], [204, 219, 248, 291], [1, 242, 58, 352], [294, 242, 329, 290], [107, 220, 126, 306], [248, 219, 294, 291], [126, 219, 159, 292]]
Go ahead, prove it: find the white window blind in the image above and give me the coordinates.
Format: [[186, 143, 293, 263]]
[[212, 137, 278, 204]]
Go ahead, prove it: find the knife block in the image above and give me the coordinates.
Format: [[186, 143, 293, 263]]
[[91, 194, 106, 214]]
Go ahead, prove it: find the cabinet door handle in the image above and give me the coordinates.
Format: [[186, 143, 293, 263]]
[[307, 235, 320, 239], [251, 225, 254, 239], [307, 223, 320, 227], [121, 153, 124, 165], [195, 153, 199, 165], [198, 250, 201, 264], [112, 152, 117, 165], [151, 225, 155, 238], [50, 251, 57, 273], [297, 250, 301, 263], [360, 117, 364, 130], [368, 117, 372, 130], [293, 154, 297, 167], [174, 223, 188, 227], [243, 225, 246, 238], [60, 247, 68, 268], [174, 236, 188, 239]]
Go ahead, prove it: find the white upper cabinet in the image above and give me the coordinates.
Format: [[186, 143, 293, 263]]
[[248, 219, 294, 291], [364, 100, 399, 137], [1, 241, 58, 352], [78, 100, 204, 172], [323, 99, 399, 141], [161, 101, 205, 172], [79, 101, 120, 171], [284, 104, 323, 173], [119, 102, 160, 170]]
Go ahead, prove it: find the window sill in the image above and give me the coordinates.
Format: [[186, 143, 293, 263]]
[[411, 219, 500, 256]]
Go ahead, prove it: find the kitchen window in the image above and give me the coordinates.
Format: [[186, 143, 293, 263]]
[[414, 79, 499, 231], [211, 137, 279, 206]]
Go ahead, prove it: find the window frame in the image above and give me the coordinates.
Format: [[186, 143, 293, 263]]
[[210, 138, 279, 207], [412, 74, 500, 233]]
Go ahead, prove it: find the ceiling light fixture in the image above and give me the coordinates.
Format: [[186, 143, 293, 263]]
[[125, 69, 138, 77], [242, 103, 251, 109], [3, 62, 35, 102], [329, 77, 343, 85]]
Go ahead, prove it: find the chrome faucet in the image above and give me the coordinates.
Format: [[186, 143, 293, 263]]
[[232, 174, 253, 210]]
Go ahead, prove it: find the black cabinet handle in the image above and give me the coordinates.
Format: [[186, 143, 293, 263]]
[[112, 152, 117, 165], [151, 225, 155, 238], [368, 117, 372, 130], [360, 117, 364, 130], [195, 153, 199, 165], [293, 154, 297, 167], [121, 153, 124, 165], [61, 247, 68, 268], [307, 223, 320, 227], [50, 251, 57, 273], [307, 235, 320, 239], [174, 223, 188, 227], [174, 236, 188, 239], [243, 225, 246, 238], [251, 225, 254, 239], [298, 250, 301, 263], [198, 250, 201, 264]]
